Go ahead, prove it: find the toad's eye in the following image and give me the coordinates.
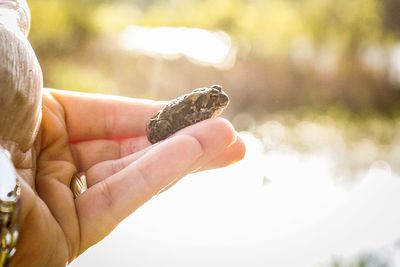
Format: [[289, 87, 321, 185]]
[[211, 85, 222, 92], [210, 94, 218, 100]]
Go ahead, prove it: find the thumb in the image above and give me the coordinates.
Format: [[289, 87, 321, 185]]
[[75, 135, 203, 253]]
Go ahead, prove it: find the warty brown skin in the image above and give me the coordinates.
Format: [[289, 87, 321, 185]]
[[146, 85, 229, 144]]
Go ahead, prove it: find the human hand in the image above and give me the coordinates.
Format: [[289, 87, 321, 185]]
[[9, 89, 245, 267]]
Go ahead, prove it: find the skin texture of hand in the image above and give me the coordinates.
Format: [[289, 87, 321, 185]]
[[8, 89, 245, 267]]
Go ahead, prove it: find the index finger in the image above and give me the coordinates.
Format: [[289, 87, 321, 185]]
[[45, 89, 165, 142], [76, 134, 204, 251]]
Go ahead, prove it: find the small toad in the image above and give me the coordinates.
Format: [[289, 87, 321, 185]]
[[146, 85, 229, 144]]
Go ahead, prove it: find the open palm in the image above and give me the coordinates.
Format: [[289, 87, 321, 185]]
[[10, 89, 245, 267]]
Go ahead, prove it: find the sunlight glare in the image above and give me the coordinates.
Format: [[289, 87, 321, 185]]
[[120, 25, 236, 69], [389, 44, 400, 87], [361, 44, 387, 73]]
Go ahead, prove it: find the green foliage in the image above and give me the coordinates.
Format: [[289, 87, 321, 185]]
[[45, 59, 118, 94], [29, 0, 386, 55], [131, 0, 384, 55], [29, 0, 96, 51], [327, 253, 391, 267], [26, 0, 400, 114], [300, 0, 383, 53]]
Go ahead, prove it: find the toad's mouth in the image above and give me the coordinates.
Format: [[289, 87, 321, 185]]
[[218, 93, 230, 108]]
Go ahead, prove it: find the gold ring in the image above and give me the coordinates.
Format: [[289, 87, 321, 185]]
[[70, 172, 88, 199]]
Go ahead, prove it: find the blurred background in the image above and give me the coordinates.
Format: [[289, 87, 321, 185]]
[[28, 0, 400, 266]]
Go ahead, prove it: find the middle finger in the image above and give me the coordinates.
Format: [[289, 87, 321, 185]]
[[69, 135, 150, 171], [85, 118, 238, 187]]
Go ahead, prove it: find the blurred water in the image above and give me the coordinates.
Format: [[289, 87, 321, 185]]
[[71, 119, 400, 267]]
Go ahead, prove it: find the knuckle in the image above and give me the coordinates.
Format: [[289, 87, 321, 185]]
[[133, 163, 155, 204], [99, 181, 119, 224], [110, 158, 127, 175], [103, 100, 117, 137]]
